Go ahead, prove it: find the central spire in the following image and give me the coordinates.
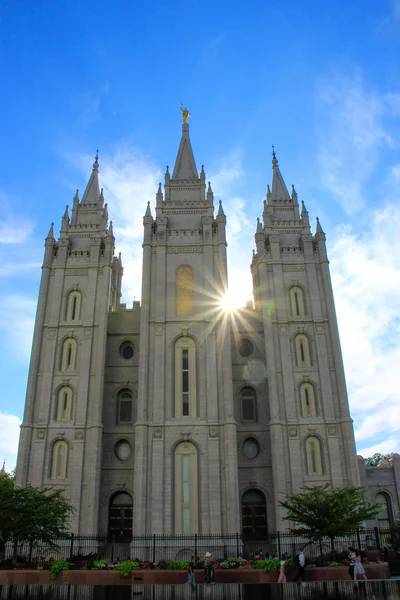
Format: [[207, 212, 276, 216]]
[[81, 151, 101, 204], [172, 122, 199, 181]]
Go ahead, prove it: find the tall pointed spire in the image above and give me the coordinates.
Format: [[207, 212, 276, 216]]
[[316, 216, 324, 234], [46, 222, 54, 239], [145, 201, 152, 218], [271, 146, 290, 201], [172, 123, 199, 180], [81, 150, 101, 204]]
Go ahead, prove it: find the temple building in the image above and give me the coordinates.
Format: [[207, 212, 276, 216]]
[[15, 113, 400, 538]]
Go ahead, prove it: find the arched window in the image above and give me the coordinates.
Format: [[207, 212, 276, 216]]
[[300, 382, 317, 417], [66, 291, 81, 322], [305, 436, 323, 476], [376, 493, 392, 529], [175, 337, 197, 417], [117, 389, 134, 424], [295, 334, 311, 367], [56, 386, 72, 421], [241, 387, 257, 422], [61, 338, 77, 371], [51, 440, 68, 479], [108, 492, 133, 541], [176, 265, 194, 316], [241, 489, 267, 538], [174, 442, 198, 534], [290, 286, 305, 317]]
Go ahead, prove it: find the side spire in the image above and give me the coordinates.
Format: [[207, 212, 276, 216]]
[[81, 150, 101, 204], [46, 222, 54, 239], [316, 216, 324, 234], [172, 122, 199, 180], [271, 146, 290, 201]]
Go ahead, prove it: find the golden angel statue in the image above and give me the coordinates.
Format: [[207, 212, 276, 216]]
[[179, 100, 191, 123]]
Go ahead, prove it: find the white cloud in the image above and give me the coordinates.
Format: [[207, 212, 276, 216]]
[[0, 413, 21, 473], [357, 439, 400, 458], [329, 203, 400, 453], [318, 75, 395, 214], [0, 295, 36, 361], [0, 212, 34, 244]]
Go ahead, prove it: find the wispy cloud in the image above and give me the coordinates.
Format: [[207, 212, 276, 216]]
[[318, 75, 395, 214], [0, 295, 36, 361], [0, 413, 22, 472], [329, 201, 400, 456]]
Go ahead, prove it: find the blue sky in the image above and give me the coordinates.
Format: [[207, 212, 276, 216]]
[[1, 0, 400, 470]]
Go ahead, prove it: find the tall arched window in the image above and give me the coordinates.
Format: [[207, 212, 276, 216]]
[[176, 265, 194, 316], [300, 382, 317, 417], [66, 290, 81, 321], [295, 334, 311, 367], [175, 337, 197, 417], [61, 338, 77, 371], [117, 389, 134, 424], [51, 440, 68, 479], [241, 387, 257, 422], [290, 286, 305, 317], [376, 493, 392, 529], [305, 436, 323, 476], [56, 386, 73, 421], [174, 442, 198, 534]]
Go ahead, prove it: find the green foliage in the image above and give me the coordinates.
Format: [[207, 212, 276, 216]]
[[279, 484, 379, 548], [260, 559, 280, 572], [283, 557, 295, 573], [0, 471, 74, 558], [364, 453, 394, 467], [49, 561, 71, 580], [116, 561, 140, 577], [165, 560, 189, 570], [92, 560, 108, 569]]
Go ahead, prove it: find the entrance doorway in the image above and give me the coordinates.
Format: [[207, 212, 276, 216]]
[[108, 492, 133, 541], [241, 489, 267, 539]]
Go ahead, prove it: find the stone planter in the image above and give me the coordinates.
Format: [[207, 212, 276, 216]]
[[0, 563, 390, 585]]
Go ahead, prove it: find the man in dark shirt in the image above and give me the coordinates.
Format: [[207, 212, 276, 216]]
[[187, 555, 196, 588]]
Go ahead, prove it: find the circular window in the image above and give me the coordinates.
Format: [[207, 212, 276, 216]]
[[243, 438, 260, 459], [239, 338, 253, 357], [120, 342, 134, 360], [114, 440, 132, 461]]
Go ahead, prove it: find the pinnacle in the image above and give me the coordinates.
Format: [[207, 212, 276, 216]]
[[172, 122, 199, 180], [81, 151, 101, 204]]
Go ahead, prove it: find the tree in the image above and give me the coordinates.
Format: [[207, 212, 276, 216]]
[[0, 471, 74, 561], [364, 453, 394, 467], [279, 484, 379, 552]]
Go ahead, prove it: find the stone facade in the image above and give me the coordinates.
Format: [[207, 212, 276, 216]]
[[15, 122, 400, 535]]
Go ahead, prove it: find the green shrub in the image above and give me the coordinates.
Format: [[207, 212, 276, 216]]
[[260, 559, 280, 572], [116, 560, 140, 577], [92, 560, 108, 569], [283, 557, 295, 573], [165, 560, 189, 570], [49, 561, 71, 580]]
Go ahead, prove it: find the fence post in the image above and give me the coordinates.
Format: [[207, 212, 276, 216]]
[[152, 534, 156, 564], [374, 527, 381, 549], [69, 533, 74, 562], [356, 529, 361, 551], [236, 532, 239, 559], [277, 532, 281, 559], [195, 534, 197, 560], [111, 534, 115, 563], [28, 541, 33, 564], [319, 539, 323, 559]]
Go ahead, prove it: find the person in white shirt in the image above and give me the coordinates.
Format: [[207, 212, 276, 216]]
[[293, 547, 306, 582]]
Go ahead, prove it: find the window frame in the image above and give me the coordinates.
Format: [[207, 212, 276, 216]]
[[290, 286, 305, 317], [174, 337, 197, 418], [176, 265, 194, 317], [66, 290, 82, 322], [240, 386, 258, 422], [300, 382, 317, 417], [51, 440, 68, 480], [295, 334, 311, 368], [117, 389, 134, 424], [56, 386, 73, 422], [174, 441, 199, 534], [61, 338, 77, 371], [305, 435, 323, 476]]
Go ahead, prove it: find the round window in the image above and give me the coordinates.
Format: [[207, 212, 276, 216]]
[[114, 440, 132, 461], [243, 438, 260, 459], [239, 339, 253, 358], [120, 342, 134, 360]]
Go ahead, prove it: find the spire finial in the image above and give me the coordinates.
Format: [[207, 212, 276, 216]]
[[272, 145, 278, 166], [93, 149, 99, 171]]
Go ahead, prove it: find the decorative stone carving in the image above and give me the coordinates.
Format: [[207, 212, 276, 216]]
[[167, 247, 203, 253], [84, 328, 92, 337], [181, 429, 191, 441], [155, 325, 164, 333], [75, 430, 84, 440], [316, 325, 323, 332], [288, 427, 297, 438], [37, 429, 46, 440], [154, 427, 163, 438], [209, 426, 218, 438], [65, 269, 88, 276], [280, 325, 287, 333], [48, 329, 57, 338], [327, 425, 336, 436], [282, 265, 306, 271]]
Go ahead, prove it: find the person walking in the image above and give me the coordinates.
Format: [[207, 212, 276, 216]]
[[353, 550, 367, 581], [187, 555, 196, 588], [204, 552, 212, 584], [293, 547, 306, 582], [278, 557, 287, 583], [348, 547, 356, 580]]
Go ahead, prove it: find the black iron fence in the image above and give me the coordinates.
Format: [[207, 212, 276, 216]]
[[3, 527, 400, 564]]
